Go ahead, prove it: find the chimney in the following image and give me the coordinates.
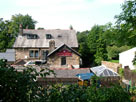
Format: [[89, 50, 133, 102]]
[[19, 24, 23, 35], [49, 40, 55, 52]]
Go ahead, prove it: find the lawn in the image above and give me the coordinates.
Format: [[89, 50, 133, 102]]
[[108, 60, 119, 63]]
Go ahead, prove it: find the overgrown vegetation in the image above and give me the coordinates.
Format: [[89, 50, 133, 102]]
[[119, 68, 124, 77], [0, 60, 132, 102], [78, 0, 136, 67]]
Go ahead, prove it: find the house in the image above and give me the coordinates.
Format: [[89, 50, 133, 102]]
[[13, 25, 80, 68], [119, 47, 136, 70], [0, 49, 15, 64]]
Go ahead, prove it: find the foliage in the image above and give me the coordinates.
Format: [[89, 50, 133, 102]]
[[0, 19, 15, 51], [87, 25, 108, 65], [118, 68, 124, 77], [0, 59, 54, 102], [0, 14, 37, 52], [77, 30, 91, 67], [0, 59, 132, 102], [11, 14, 37, 30], [132, 52, 136, 66], [107, 45, 131, 60], [115, 0, 136, 46]]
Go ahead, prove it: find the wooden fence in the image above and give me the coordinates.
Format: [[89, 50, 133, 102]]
[[100, 76, 121, 87], [38, 78, 78, 87]]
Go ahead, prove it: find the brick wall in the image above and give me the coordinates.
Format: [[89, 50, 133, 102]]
[[101, 61, 122, 72]]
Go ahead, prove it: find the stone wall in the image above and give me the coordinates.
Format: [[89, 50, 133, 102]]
[[101, 61, 122, 72], [48, 52, 80, 68], [15, 48, 48, 61]]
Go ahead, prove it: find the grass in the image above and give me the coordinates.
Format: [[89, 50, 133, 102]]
[[108, 60, 119, 63]]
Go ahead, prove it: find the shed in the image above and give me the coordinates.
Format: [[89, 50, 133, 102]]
[[119, 47, 136, 70]]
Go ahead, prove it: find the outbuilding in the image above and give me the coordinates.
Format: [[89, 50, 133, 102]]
[[119, 47, 136, 70]]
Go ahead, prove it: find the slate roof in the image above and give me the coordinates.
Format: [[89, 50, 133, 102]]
[[46, 68, 90, 78], [0, 49, 15, 62], [13, 29, 78, 48], [47, 43, 81, 57], [90, 65, 119, 77]]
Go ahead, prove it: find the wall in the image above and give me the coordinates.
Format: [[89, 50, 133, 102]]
[[119, 48, 136, 70], [124, 66, 136, 86], [15, 48, 48, 61], [101, 61, 122, 72], [48, 52, 80, 68]]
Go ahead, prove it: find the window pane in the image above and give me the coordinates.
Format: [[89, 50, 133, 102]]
[[61, 57, 66, 65], [35, 51, 39, 58], [29, 51, 34, 57]]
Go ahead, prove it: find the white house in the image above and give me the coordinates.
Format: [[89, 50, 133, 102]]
[[119, 47, 136, 70]]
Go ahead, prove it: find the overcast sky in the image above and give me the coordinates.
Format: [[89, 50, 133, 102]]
[[0, 0, 124, 31]]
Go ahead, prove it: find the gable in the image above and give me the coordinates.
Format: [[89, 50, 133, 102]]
[[48, 44, 81, 57]]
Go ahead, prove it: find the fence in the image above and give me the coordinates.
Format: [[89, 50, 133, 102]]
[[38, 78, 78, 87], [100, 76, 121, 87], [124, 66, 136, 85]]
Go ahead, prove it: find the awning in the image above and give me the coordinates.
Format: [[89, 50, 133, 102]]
[[76, 73, 94, 80]]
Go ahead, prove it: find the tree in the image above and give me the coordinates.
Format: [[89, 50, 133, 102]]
[[0, 14, 37, 52], [77, 31, 91, 67], [0, 19, 15, 52], [115, 0, 136, 46], [0, 59, 54, 102], [88, 25, 107, 65], [11, 14, 37, 30]]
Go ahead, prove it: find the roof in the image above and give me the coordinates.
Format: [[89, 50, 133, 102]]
[[0, 49, 15, 62], [46, 68, 90, 78], [90, 65, 119, 77], [47, 43, 81, 57], [76, 73, 94, 80], [13, 29, 78, 48]]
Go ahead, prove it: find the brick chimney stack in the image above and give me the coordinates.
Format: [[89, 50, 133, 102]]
[[49, 40, 55, 52], [19, 24, 23, 35]]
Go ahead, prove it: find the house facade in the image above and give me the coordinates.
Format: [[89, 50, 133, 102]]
[[13, 25, 80, 68]]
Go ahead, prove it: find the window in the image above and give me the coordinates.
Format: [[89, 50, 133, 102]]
[[35, 51, 39, 58], [29, 50, 39, 58], [27, 34, 38, 39], [29, 50, 34, 57], [61, 57, 66, 65], [46, 34, 52, 39]]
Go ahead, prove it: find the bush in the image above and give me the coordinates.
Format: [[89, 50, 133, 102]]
[[0, 59, 131, 102], [119, 68, 124, 77]]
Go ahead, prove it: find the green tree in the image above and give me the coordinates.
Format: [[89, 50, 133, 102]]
[[0, 59, 54, 102], [0, 19, 15, 52], [11, 14, 37, 30], [88, 25, 108, 65], [77, 31, 91, 67], [115, 0, 136, 46]]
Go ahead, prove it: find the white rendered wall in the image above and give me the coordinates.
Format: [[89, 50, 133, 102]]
[[119, 48, 136, 70]]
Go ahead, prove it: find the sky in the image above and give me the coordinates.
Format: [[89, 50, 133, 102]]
[[0, 0, 125, 31]]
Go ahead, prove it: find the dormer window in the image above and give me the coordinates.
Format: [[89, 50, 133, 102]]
[[27, 34, 38, 39], [46, 34, 52, 39]]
